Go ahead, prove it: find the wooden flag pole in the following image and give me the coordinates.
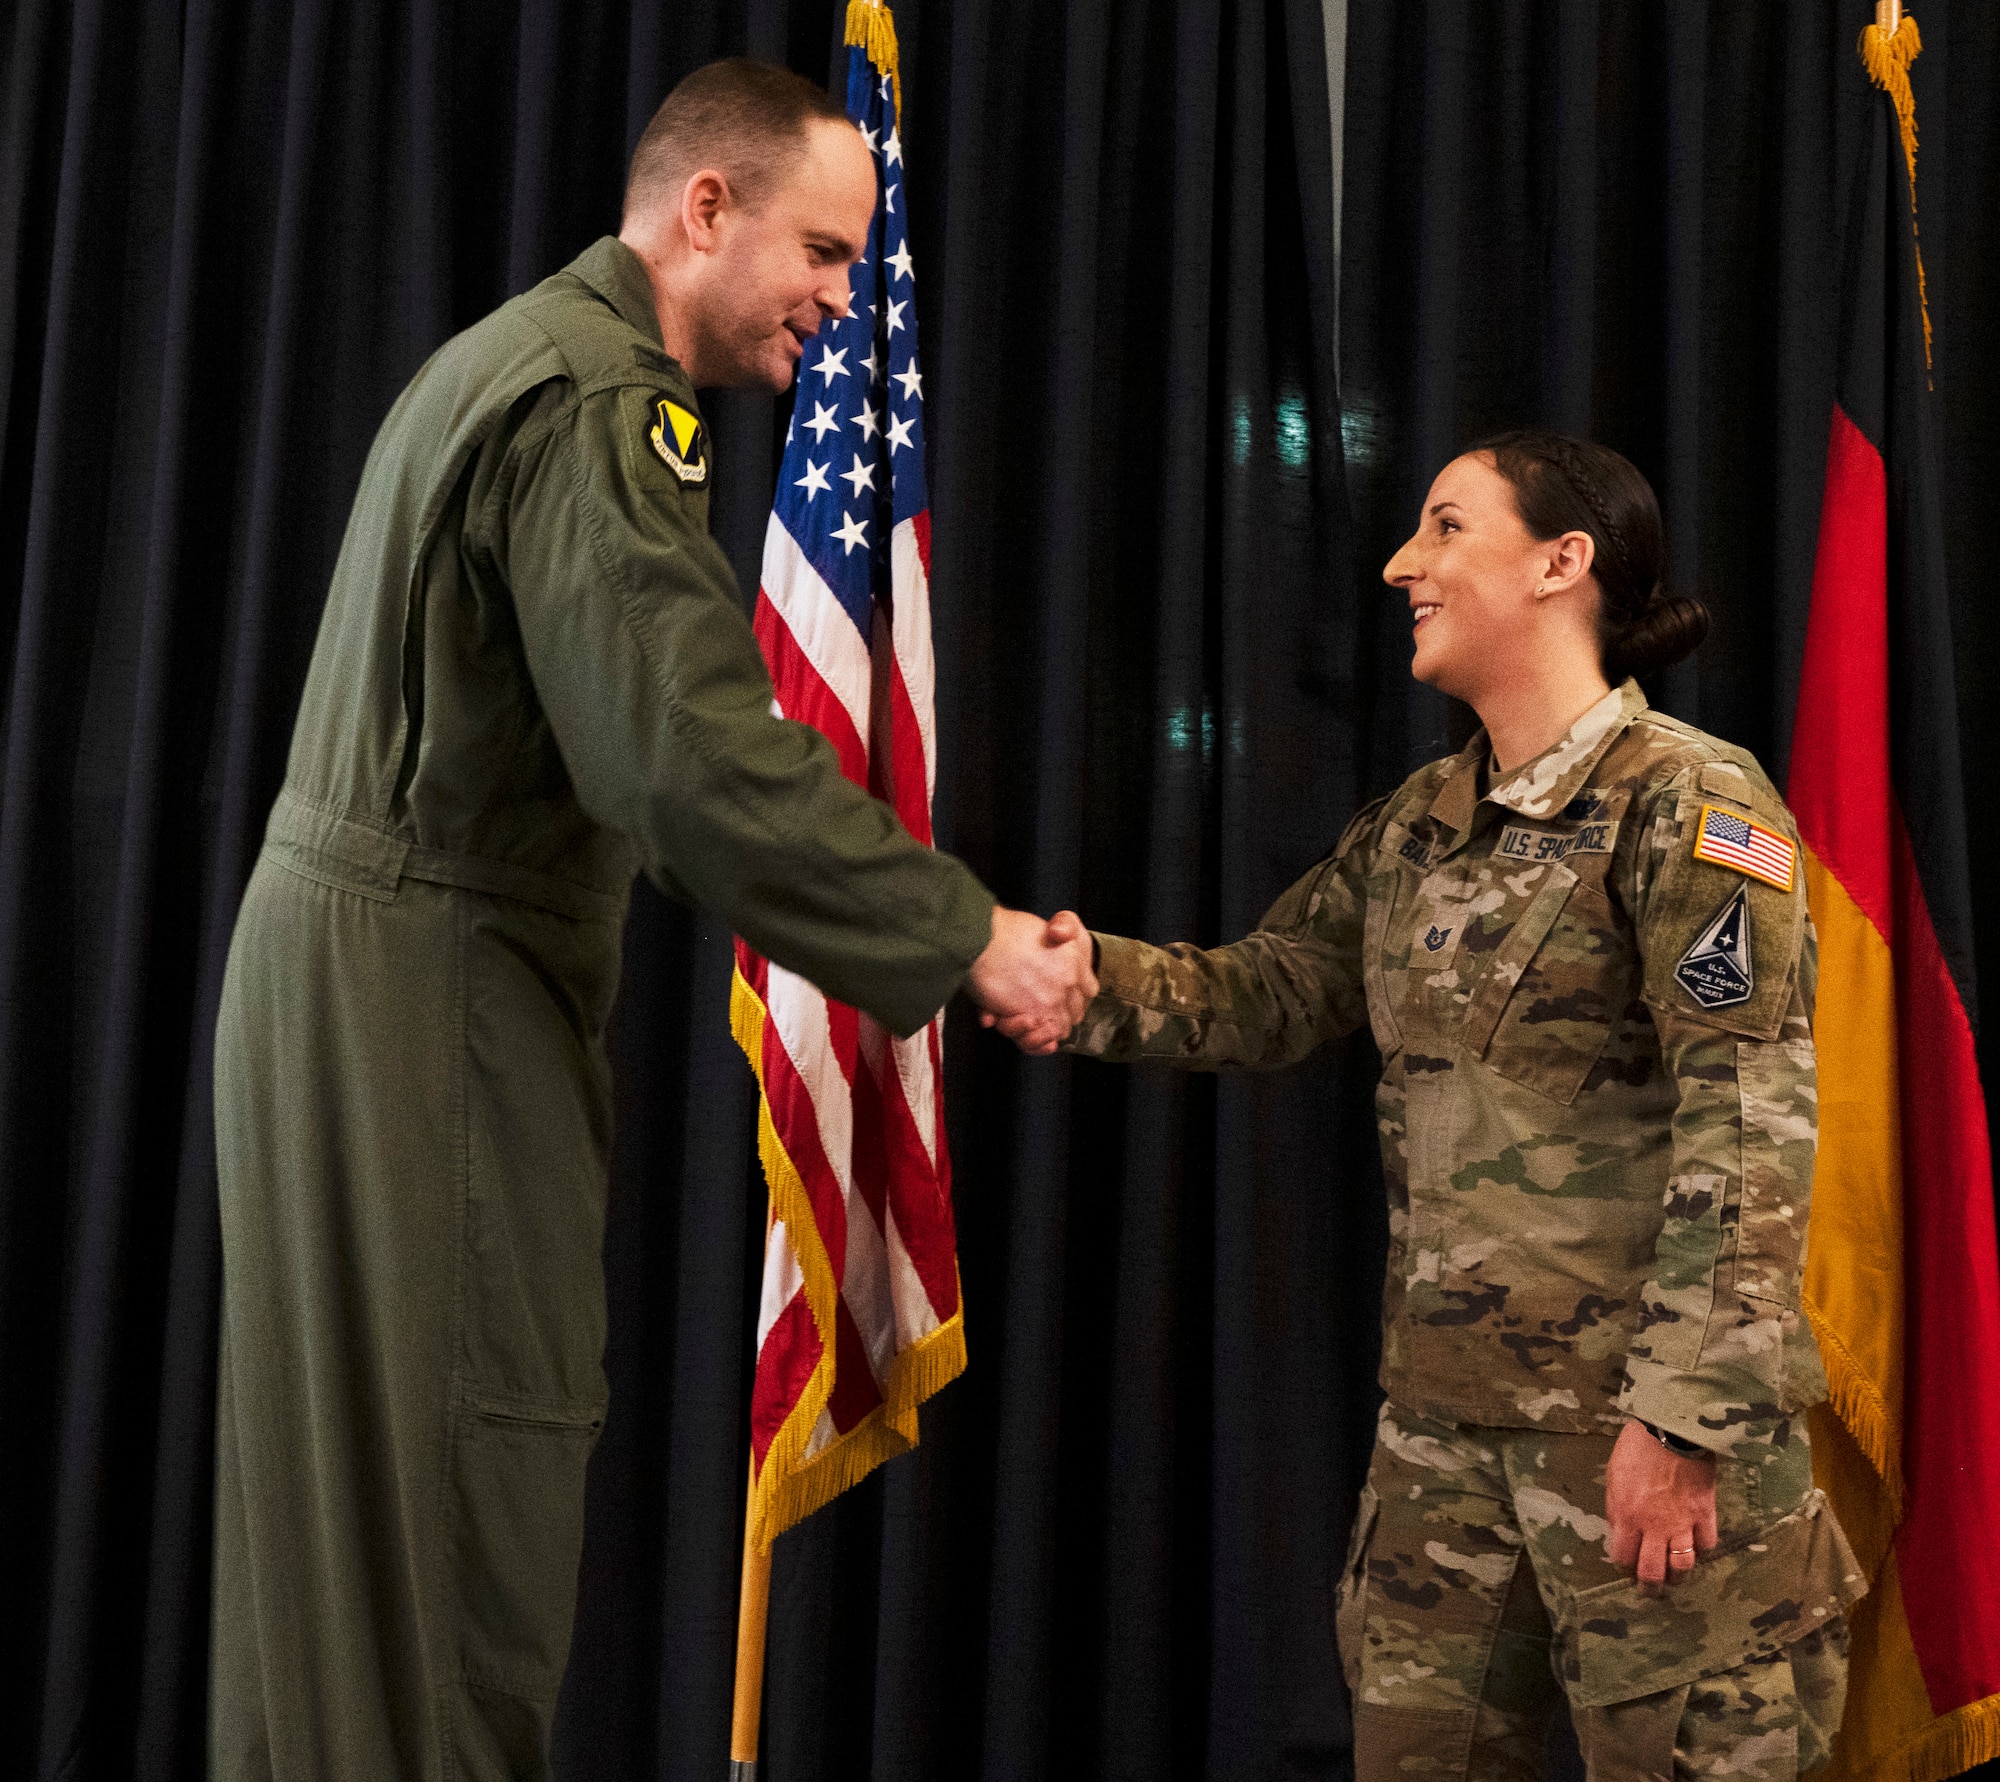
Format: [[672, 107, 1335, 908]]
[[728, 1455, 772, 1779]]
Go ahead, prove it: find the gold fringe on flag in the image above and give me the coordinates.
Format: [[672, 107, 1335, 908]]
[[846, 0, 902, 125], [1857, 9, 1932, 371], [1804, 1289, 1906, 1521], [730, 965, 968, 1550]]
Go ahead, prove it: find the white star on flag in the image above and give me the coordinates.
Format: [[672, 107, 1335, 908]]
[[736, 12, 963, 1567], [831, 509, 869, 555]]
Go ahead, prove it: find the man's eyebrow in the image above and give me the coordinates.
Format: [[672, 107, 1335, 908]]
[[809, 230, 859, 258]]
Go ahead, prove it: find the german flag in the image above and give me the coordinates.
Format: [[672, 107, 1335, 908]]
[[1787, 12, 2000, 1778]]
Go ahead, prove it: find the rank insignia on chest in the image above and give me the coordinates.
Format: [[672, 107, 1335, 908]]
[[1676, 885, 1754, 1009], [1422, 922, 1457, 955], [1691, 803, 1794, 891], [649, 396, 708, 486]]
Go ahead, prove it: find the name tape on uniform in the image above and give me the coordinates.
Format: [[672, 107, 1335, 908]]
[[1496, 820, 1617, 865], [1690, 803, 1794, 891]]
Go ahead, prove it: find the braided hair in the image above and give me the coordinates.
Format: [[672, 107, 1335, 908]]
[[1469, 430, 1708, 681]]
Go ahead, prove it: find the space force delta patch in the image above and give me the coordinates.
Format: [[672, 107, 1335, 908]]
[[1675, 884, 1754, 1010], [649, 396, 708, 485], [1691, 803, 1795, 891]]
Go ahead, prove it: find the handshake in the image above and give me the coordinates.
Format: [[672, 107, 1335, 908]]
[[964, 907, 1098, 1056]]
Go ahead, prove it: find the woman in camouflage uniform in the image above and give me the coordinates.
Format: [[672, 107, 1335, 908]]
[[1053, 433, 1864, 1780]]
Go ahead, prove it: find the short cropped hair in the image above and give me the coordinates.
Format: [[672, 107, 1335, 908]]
[[624, 58, 850, 223]]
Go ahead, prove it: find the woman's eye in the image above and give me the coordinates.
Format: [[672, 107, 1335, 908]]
[[1437, 518, 1458, 535]]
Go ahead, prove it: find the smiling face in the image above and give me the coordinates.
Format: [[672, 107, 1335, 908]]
[[680, 118, 877, 391], [1383, 451, 1599, 705]]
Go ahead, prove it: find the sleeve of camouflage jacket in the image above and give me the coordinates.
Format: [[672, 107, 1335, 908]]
[[492, 380, 995, 1039], [1059, 800, 1382, 1067], [1617, 761, 1820, 1457]]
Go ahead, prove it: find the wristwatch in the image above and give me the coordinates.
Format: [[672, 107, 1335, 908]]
[[1637, 1418, 1709, 1458]]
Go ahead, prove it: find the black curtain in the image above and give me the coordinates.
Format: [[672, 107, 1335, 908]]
[[2, 6, 1996, 1782]]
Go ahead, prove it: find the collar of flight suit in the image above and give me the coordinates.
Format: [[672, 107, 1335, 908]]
[[565, 234, 670, 353], [1424, 678, 1649, 848]]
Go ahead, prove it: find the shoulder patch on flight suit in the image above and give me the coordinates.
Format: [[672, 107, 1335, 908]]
[[1675, 885, 1754, 1009], [648, 395, 708, 486]]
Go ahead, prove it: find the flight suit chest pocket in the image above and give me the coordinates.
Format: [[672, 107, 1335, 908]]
[[1462, 866, 1620, 1106]]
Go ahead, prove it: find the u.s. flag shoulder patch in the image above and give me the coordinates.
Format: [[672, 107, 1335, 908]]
[[1690, 802, 1796, 892], [648, 395, 708, 486]]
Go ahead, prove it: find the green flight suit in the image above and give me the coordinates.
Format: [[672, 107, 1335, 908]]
[[210, 237, 994, 1782]]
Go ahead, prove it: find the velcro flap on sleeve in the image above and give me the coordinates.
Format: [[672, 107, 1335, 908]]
[[1640, 792, 1805, 1041]]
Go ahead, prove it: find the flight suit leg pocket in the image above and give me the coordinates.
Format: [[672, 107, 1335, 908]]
[[449, 1386, 605, 1702]]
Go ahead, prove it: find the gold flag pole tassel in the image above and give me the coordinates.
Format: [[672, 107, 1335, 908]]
[[1858, 0, 1932, 373], [845, 0, 901, 123]]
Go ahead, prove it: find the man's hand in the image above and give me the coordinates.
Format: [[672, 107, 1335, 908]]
[[966, 908, 1098, 1056], [1605, 1418, 1720, 1589]]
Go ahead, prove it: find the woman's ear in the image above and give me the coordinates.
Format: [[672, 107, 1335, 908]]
[[1538, 530, 1596, 597]]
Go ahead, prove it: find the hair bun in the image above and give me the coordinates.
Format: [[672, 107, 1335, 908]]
[[1606, 586, 1709, 681]]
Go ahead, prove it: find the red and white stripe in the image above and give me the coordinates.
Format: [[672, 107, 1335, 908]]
[[739, 509, 960, 1508]]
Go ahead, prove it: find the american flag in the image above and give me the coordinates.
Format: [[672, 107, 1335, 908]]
[[1692, 804, 1797, 892], [729, 3, 963, 1550]]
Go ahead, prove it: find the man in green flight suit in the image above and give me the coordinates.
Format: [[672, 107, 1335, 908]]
[[210, 59, 1094, 1782]]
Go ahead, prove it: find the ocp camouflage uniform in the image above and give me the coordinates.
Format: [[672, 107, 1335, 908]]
[[1063, 681, 1867, 1779]]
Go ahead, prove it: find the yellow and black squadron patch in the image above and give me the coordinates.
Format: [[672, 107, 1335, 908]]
[[649, 396, 708, 486]]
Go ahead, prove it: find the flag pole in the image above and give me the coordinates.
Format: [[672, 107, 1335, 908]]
[[728, 1455, 772, 1779]]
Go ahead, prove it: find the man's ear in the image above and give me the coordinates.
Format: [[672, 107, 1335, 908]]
[[679, 169, 731, 253]]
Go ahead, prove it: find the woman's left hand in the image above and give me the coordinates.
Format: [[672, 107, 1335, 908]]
[[1605, 1418, 1719, 1589]]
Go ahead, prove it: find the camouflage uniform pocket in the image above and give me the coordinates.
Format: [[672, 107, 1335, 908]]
[[1466, 871, 1620, 1107], [1335, 1484, 1379, 1693], [1555, 1488, 1864, 1711], [1735, 1038, 1815, 1308]]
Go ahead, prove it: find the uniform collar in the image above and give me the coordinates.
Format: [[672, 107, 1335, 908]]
[[1427, 679, 1647, 834], [1487, 679, 1647, 817], [566, 235, 669, 352]]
